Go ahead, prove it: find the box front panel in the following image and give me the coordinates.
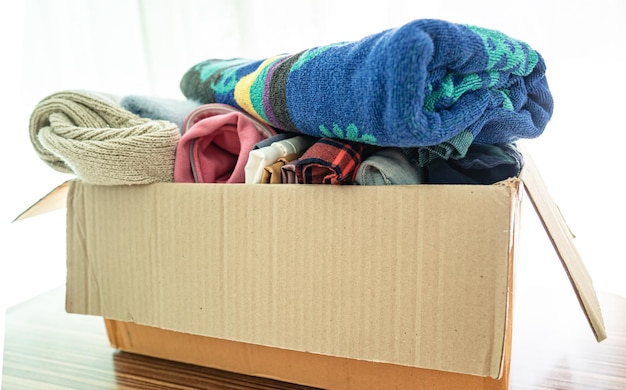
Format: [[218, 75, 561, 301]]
[[66, 181, 518, 377]]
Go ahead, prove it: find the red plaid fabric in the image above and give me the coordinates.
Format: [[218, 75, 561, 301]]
[[295, 138, 364, 184]]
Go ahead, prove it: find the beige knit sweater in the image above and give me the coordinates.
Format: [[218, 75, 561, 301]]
[[29, 90, 181, 185]]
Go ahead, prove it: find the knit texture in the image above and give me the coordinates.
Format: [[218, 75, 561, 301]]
[[30, 90, 181, 185], [405, 129, 474, 167], [180, 18, 553, 148]]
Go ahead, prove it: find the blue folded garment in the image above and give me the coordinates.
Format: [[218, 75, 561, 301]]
[[180, 18, 553, 148], [425, 143, 524, 184], [120, 95, 201, 131]]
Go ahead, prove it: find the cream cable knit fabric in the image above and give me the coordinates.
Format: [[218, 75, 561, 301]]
[[30, 90, 181, 185]]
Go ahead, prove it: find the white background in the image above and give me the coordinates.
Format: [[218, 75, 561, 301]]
[[1, 0, 625, 383]]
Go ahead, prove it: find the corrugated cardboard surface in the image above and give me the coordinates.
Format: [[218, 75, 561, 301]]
[[65, 180, 520, 378], [519, 153, 607, 342], [104, 317, 512, 390], [13, 181, 70, 222]]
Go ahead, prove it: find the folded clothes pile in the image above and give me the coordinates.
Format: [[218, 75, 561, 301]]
[[28, 18, 552, 186]]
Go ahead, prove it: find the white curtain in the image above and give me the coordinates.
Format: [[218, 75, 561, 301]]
[[2, 0, 625, 375]]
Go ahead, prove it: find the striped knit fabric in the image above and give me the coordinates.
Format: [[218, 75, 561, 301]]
[[180, 18, 553, 148]]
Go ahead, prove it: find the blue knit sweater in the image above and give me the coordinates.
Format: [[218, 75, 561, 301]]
[[180, 19, 553, 148]]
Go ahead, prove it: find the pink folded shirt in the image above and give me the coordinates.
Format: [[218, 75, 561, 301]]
[[174, 104, 276, 183]]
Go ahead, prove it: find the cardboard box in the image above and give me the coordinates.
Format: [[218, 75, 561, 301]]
[[16, 152, 606, 389]]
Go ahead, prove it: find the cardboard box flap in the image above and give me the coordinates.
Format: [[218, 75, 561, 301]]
[[519, 152, 607, 342], [13, 180, 71, 222]]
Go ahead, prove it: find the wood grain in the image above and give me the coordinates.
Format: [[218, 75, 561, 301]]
[[1, 287, 315, 390]]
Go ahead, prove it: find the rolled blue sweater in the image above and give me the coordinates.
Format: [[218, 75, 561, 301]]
[[180, 18, 553, 148]]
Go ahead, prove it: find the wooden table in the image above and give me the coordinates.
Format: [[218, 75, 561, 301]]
[[2, 285, 625, 389]]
